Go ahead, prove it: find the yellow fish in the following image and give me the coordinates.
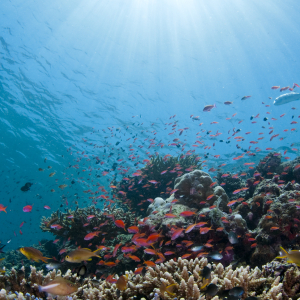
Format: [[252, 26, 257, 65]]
[[59, 184, 67, 189], [19, 247, 50, 263], [276, 246, 300, 266], [116, 274, 128, 291], [39, 277, 78, 296], [49, 172, 56, 177], [65, 248, 100, 263]]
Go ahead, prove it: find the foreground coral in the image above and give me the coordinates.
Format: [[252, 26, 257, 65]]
[[1, 257, 300, 300]]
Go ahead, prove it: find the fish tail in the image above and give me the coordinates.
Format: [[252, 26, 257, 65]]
[[93, 249, 101, 257], [166, 284, 176, 296], [41, 257, 50, 263], [200, 278, 210, 290], [276, 247, 288, 260], [280, 246, 288, 255]]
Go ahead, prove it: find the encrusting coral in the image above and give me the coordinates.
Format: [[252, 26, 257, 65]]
[[1, 257, 299, 300]]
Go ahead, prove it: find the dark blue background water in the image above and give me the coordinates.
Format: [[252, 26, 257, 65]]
[[1, 0, 300, 250]]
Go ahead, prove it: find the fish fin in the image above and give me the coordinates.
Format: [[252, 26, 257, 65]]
[[166, 284, 176, 296], [280, 246, 288, 255], [93, 249, 101, 254], [200, 278, 210, 290], [276, 256, 287, 259], [87, 258, 92, 261], [286, 259, 294, 263], [166, 290, 176, 296], [289, 250, 300, 253], [83, 248, 91, 251], [41, 257, 50, 263]]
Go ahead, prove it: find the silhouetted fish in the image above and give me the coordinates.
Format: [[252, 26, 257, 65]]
[[20, 182, 32, 192]]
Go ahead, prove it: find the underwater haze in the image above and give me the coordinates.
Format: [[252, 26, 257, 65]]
[[0, 0, 300, 253]]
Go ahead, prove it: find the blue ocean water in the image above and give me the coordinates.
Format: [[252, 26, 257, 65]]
[[0, 0, 300, 251]]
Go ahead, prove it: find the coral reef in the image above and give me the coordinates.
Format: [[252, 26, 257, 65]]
[[35, 154, 300, 273], [1, 257, 299, 300], [113, 154, 202, 215]]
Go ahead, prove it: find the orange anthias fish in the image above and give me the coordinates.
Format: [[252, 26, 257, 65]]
[[144, 260, 156, 267], [129, 255, 141, 262], [179, 211, 196, 217], [127, 226, 139, 233], [165, 213, 177, 218], [115, 220, 126, 231], [0, 204, 7, 213], [146, 233, 162, 243], [113, 243, 122, 257], [185, 223, 196, 233], [84, 231, 100, 241], [144, 248, 156, 255], [19, 247, 50, 263], [200, 227, 212, 234], [171, 228, 184, 240]]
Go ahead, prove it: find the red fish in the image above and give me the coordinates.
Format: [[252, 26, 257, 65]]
[[294, 164, 300, 170], [185, 223, 196, 233], [59, 248, 67, 255], [227, 200, 237, 207], [232, 189, 241, 194], [115, 220, 126, 231], [147, 233, 162, 243], [23, 205, 33, 212], [164, 251, 175, 256], [206, 194, 214, 200], [127, 226, 139, 233], [200, 227, 212, 234], [84, 231, 100, 240], [129, 255, 141, 262], [171, 228, 184, 240], [134, 267, 144, 274], [0, 204, 7, 213], [113, 243, 121, 257], [144, 260, 156, 267], [144, 248, 156, 255], [165, 213, 177, 218], [180, 211, 196, 217]]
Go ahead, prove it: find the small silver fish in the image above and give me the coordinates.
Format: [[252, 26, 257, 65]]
[[208, 251, 223, 260], [46, 262, 61, 270], [228, 231, 238, 244], [191, 245, 204, 252]]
